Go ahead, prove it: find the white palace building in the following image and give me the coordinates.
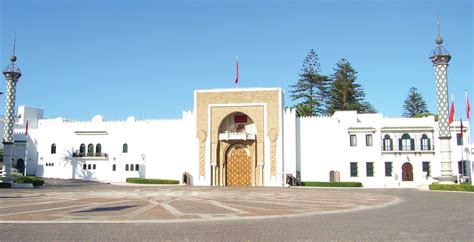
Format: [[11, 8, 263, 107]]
[[1, 87, 471, 188], [1, 29, 472, 188]]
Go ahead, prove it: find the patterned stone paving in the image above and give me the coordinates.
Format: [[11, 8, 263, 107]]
[[0, 186, 399, 223]]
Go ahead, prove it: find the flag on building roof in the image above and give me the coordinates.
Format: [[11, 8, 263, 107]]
[[234, 56, 239, 86], [460, 118, 463, 138], [448, 95, 455, 125]]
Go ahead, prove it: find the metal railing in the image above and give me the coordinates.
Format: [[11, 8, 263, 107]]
[[382, 145, 435, 152], [219, 132, 256, 141], [72, 152, 108, 158]]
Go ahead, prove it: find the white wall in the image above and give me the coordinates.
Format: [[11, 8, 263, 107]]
[[7, 103, 472, 188], [34, 111, 196, 183], [295, 112, 468, 188]]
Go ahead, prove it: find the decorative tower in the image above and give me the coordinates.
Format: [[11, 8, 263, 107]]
[[2, 37, 21, 182], [429, 20, 455, 183]]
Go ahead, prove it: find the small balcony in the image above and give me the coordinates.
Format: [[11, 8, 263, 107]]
[[219, 132, 256, 141], [381, 145, 435, 154], [72, 152, 108, 160]]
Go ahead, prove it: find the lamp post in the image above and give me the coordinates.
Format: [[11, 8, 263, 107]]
[[430, 21, 456, 183]]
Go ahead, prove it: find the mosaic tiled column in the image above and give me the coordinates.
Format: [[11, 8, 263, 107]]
[[434, 63, 450, 138], [430, 36, 455, 182], [2, 56, 21, 182]]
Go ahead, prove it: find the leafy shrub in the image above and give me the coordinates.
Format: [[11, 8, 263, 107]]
[[300, 181, 363, 187], [126, 178, 179, 184], [429, 183, 474, 192], [32, 179, 45, 186], [14, 176, 45, 187], [0, 182, 12, 188]]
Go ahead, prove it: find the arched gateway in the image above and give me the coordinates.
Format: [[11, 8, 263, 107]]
[[214, 112, 258, 187], [195, 88, 281, 187]]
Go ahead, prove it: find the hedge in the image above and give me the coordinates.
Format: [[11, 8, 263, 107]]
[[429, 183, 474, 192], [14, 176, 45, 187], [300, 181, 363, 187], [0, 182, 12, 188], [126, 178, 179, 184]]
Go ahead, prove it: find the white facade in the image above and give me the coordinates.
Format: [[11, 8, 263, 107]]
[[2, 89, 471, 188]]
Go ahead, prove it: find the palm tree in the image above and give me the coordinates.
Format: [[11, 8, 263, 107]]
[[61, 147, 85, 179]]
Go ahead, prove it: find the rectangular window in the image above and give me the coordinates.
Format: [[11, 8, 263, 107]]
[[422, 162, 430, 177], [112, 164, 116, 171], [401, 139, 412, 151], [421, 138, 430, 150], [365, 134, 373, 147], [350, 162, 358, 177], [456, 134, 463, 146], [385, 162, 392, 177], [383, 139, 393, 151], [458, 160, 467, 176], [366, 162, 374, 177], [350, 135, 357, 147]]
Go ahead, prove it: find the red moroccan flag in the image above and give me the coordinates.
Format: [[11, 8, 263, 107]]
[[448, 96, 455, 125], [466, 90, 471, 121]]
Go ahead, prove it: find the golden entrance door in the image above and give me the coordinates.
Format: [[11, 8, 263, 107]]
[[226, 146, 252, 186]]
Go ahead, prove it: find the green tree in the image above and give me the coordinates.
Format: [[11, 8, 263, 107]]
[[402, 87, 429, 117], [290, 49, 331, 116], [294, 103, 313, 117], [327, 58, 375, 114]]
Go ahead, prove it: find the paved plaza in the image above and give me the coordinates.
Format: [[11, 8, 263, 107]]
[[0, 180, 473, 241], [0, 182, 397, 223]]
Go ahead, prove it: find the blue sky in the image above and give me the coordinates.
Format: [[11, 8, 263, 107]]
[[0, 0, 472, 126]]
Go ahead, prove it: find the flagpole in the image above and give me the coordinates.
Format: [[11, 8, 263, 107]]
[[459, 116, 464, 181], [466, 90, 471, 146], [465, 90, 472, 184], [24, 119, 28, 176]]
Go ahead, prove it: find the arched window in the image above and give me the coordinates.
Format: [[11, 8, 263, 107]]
[[135, 164, 139, 171], [51, 143, 57, 154], [421, 134, 431, 150], [399, 133, 414, 151], [383, 135, 393, 151], [130, 164, 134, 171], [92, 164, 96, 170], [80, 144, 86, 155], [87, 144, 94, 156], [87, 164, 91, 170], [125, 164, 129, 171], [96, 144, 102, 155], [123, 143, 128, 153], [83, 164, 86, 169]]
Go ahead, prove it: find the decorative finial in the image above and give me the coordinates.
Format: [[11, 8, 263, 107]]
[[10, 34, 17, 63], [436, 14, 443, 45]]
